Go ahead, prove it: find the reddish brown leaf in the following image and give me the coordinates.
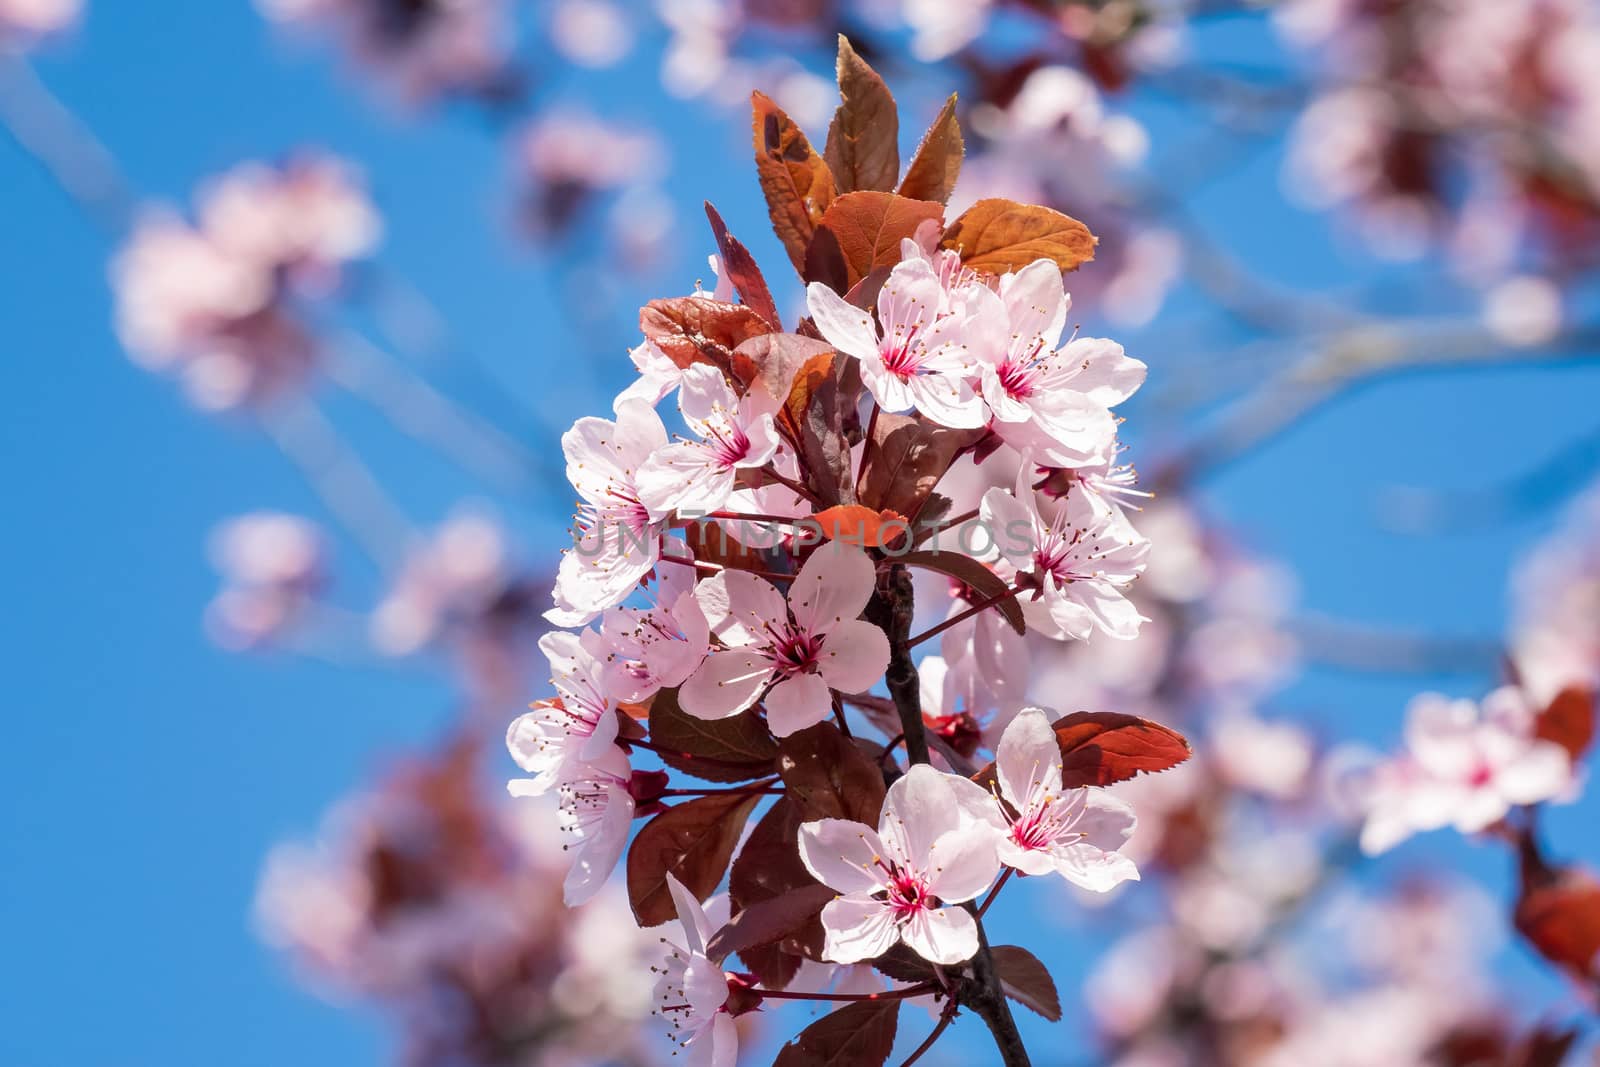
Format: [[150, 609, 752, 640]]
[[791, 350, 859, 507], [704, 201, 782, 330], [648, 687, 779, 783], [638, 296, 773, 383], [777, 722, 887, 825], [627, 790, 761, 926], [856, 412, 985, 521], [772, 998, 900, 1067], [941, 197, 1097, 275], [974, 712, 1192, 790], [1514, 1025, 1580, 1067], [896, 549, 1024, 635], [734, 333, 833, 412], [809, 191, 944, 291], [705, 883, 837, 964], [730, 797, 827, 983], [683, 517, 767, 573], [1515, 865, 1600, 982], [822, 36, 899, 195], [1535, 685, 1595, 764], [992, 945, 1062, 1021], [810, 504, 909, 549], [898, 94, 963, 205], [869, 943, 940, 984], [753, 90, 836, 274]]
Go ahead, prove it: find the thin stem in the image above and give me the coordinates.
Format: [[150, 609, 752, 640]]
[[701, 510, 811, 525], [907, 582, 1027, 648], [879, 733, 905, 768], [759, 983, 937, 1003], [655, 554, 796, 584], [661, 786, 784, 797], [900, 1001, 959, 1067], [977, 868, 1014, 920], [831, 692, 853, 739]]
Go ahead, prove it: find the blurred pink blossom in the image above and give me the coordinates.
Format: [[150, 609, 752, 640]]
[[205, 512, 325, 650]]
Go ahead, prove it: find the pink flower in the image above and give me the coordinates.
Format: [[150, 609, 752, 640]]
[[637, 364, 782, 516], [0, 0, 80, 40], [798, 764, 1003, 965], [655, 873, 739, 1067], [1359, 687, 1575, 854], [991, 708, 1140, 891], [981, 461, 1150, 640], [679, 542, 889, 736], [371, 512, 511, 656], [548, 399, 670, 626], [598, 555, 712, 703], [547, 746, 636, 906], [962, 259, 1145, 466], [806, 258, 986, 429], [615, 339, 683, 409], [506, 630, 624, 795], [205, 512, 325, 649]]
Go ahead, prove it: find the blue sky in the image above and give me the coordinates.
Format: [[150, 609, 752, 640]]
[[3, 4, 1599, 1065]]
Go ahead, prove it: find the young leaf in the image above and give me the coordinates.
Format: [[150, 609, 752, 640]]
[[1534, 685, 1595, 764], [777, 722, 887, 825], [973, 711, 1192, 791], [772, 998, 900, 1067], [704, 883, 837, 964], [810, 504, 909, 549], [753, 90, 836, 273], [898, 94, 963, 205], [704, 201, 782, 330], [808, 191, 944, 291], [896, 549, 1024, 635], [639, 296, 773, 383], [991, 945, 1062, 1021], [627, 791, 762, 926], [823, 36, 899, 195], [856, 412, 985, 521], [941, 197, 1098, 275], [730, 797, 828, 983], [648, 687, 780, 783]]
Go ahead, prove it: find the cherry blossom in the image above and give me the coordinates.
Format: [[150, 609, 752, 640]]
[[0, 0, 80, 40], [615, 339, 684, 410], [962, 259, 1146, 466], [981, 461, 1150, 640], [637, 363, 781, 516], [990, 708, 1140, 890], [548, 399, 670, 626], [548, 746, 636, 906], [806, 257, 987, 429], [598, 553, 711, 703], [653, 873, 738, 1067], [798, 764, 1003, 965], [204, 512, 325, 650], [506, 630, 624, 795], [679, 542, 889, 736], [1359, 688, 1574, 854]]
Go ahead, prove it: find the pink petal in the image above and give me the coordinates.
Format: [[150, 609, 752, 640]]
[[995, 708, 1062, 810], [679, 649, 772, 719], [1051, 844, 1140, 893], [798, 818, 891, 895], [805, 282, 879, 363], [925, 826, 1002, 904], [666, 872, 714, 955], [790, 542, 876, 633], [819, 896, 900, 964], [900, 905, 979, 965], [697, 569, 786, 647], [816, 620, 891, 694], [764, 672, 833, 737], [881, 764, 967, 867]]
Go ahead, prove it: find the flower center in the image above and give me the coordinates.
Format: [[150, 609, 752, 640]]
[[763, 622, 823, 677], [883, 867, 934, 920]]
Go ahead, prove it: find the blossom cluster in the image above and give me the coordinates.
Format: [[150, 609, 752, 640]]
[[493, 41, 1193, 1067], [111, 155, 380, 410]]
